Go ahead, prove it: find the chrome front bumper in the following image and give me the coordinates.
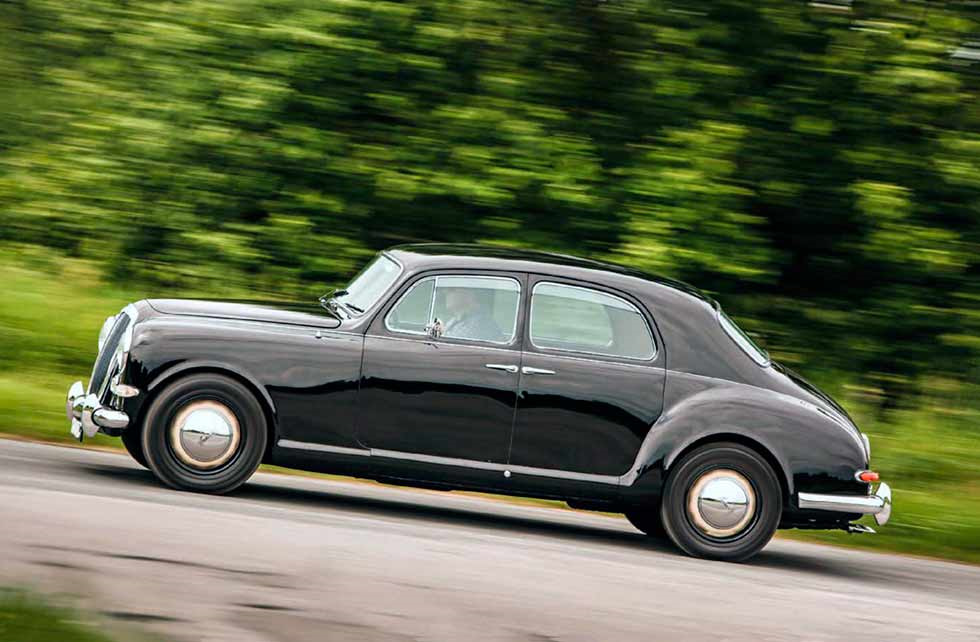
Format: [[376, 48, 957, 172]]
[[66, 380, 130, 440], [797, 482, 892, 527]]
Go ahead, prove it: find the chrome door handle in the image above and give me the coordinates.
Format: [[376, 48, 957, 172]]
[[485, 364, 519, 373], [522, 367, 556, 376]]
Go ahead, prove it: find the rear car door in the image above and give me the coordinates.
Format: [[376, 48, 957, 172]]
[[358, 272, 525, 464], [509, 278, 666, 477]]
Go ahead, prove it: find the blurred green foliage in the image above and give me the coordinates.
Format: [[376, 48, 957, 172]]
[[0, 1, 979, 559], [2, 0, 978, 403], [0, 589, 125, 642]]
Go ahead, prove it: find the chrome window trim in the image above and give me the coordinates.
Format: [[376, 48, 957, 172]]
[[365, 333, 520, 354], [383, 276, 436, 337], [528, 281, 656, 362], [383, 274, 522, 347]]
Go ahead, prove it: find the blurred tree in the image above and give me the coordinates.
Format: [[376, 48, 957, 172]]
[[0, 0, 977, 406]]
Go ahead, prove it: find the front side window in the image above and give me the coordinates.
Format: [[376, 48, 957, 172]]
[[530, 282, 655, 360], [387, 275, 521, 345]]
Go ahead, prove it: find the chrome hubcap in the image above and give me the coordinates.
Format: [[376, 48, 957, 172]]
[[169, 400, 240, 470], [687, 469, 755, 538]]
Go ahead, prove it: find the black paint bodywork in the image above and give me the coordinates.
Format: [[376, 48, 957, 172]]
[[112, 245, 872, 528]]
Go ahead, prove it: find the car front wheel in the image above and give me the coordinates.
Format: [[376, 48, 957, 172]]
[[141, 373, 267, 494], [660, 442, 782, 562]]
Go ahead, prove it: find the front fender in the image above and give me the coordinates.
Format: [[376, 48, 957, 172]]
[[119, 314, 363, 450], [143, 360, 277, 419], [622, 373, 868, 502]]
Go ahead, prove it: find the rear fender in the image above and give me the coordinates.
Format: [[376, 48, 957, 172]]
[[623, 375, 867, 500]]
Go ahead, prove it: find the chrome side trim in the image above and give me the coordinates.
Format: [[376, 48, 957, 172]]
[[372, 449, 500, 471], [277, 439, 370, 457], [372, 448, 621, 485], [275, 439, 620, 485], [798, 482, 891, 526]]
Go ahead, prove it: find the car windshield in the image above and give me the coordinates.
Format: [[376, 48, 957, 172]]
[[334, 254, 402, 315], [718, 308, 770, 366]]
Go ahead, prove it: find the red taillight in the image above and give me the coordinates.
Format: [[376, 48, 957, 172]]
[[856, 470, 880, 483]]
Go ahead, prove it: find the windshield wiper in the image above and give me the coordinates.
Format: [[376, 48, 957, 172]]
[[318, 288, 365, 316], [318, 295, 345, 320]]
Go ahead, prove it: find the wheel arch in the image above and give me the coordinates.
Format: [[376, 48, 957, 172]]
[[665, 433, 791, 506], [139, 362, 279, 460]]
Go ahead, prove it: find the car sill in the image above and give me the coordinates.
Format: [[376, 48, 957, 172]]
[[276, 439, 620, 485]]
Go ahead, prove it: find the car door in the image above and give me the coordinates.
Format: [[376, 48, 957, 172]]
[[357, 272, 525, 464], [509, 277, 666, 478]]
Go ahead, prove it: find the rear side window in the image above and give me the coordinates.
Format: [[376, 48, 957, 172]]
[[529, 282, 655, 360], [719, 308, 770, 366]]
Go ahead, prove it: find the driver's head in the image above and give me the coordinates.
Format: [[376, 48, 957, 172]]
[[445, 288, 480, 316]]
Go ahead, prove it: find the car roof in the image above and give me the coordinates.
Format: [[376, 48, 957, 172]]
[[385, 243, 712, 304]]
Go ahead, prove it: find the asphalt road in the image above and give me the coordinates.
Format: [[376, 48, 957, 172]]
[[1, 439, 978, 642]]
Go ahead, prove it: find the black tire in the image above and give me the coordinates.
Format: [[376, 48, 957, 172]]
[[660, 442, 781, 562], [623, 504, 668, 538], [141, 373, 267, 494], [120, 427, 148, 469]]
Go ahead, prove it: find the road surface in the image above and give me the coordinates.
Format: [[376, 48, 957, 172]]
[[1, 438, 978, 641]]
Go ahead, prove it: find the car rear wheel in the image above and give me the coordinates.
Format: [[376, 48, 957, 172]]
[[660, 442, 781, 562], [120, 427, 147, 469], [141, 373, 267, 494], [623, 504, 667, 538]]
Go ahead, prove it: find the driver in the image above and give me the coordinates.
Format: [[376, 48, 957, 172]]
[[442, 288, 503, 342]]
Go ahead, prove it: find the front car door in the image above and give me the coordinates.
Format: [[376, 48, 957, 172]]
[[358, 272, 525, 464], [509, 278, 666, 479]]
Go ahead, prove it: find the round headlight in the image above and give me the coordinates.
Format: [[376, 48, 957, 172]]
[[98, 315, 117, 352]]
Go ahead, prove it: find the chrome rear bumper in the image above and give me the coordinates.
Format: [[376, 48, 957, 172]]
[[797, 482, 892, 527], [66, 380, 130, 440]]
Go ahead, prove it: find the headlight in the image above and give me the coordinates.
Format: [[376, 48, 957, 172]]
[[98, 315, 118, 352]]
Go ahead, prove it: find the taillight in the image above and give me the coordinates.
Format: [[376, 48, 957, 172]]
[[855, 470, 880, 483]]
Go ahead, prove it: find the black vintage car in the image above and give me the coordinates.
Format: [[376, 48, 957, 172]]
[[67, 244, 890, 561]]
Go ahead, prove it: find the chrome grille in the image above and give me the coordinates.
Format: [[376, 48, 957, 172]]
[[88, 314, 131, 399]]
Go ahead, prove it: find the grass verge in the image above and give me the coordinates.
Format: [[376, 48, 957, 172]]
[[0, 590, 125, 642]]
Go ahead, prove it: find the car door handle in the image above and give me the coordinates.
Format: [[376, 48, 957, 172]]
[[522, 367, 556, 376], [485, 364, 519, 373]]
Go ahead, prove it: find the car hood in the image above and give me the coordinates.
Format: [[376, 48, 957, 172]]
[[145, 298, 341, 329]]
